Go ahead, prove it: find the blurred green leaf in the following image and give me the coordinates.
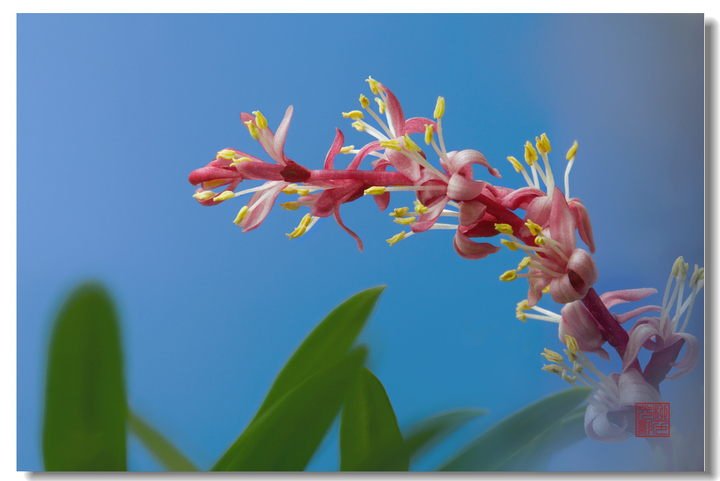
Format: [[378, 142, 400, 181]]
[[212, 347, 367, 471], [340, 368, 408, 471], [438, 388, 591, 471], [495, 404, 587, 471], [403, 408, 488, 466], [127, 409, 198, 471], [42, 282, 127, 471], [251, 286, 385, 424]]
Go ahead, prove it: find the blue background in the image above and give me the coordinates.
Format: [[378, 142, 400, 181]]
[[17, 14, 704, 471]]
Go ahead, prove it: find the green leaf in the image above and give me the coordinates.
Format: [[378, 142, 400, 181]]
[[495, 404, 587, 471], [42, 282, 127, 471], [340, 368, 408, 471], [251, 286, 385, 424], [127, 409, 198, 471], [212, 347, 367, 471], [438, 388, 591, 471], [403, 408, 488, 466]]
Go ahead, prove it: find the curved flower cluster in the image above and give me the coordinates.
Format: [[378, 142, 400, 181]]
[[538, 257, 704, 443]]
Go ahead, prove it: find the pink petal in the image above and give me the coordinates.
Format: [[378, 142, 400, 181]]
[[559, 301, 606, 353], [446, 174, 486, 201], [502, 187, 546, 211], [569, 199, 596, 254], [377, 82, 406, 137], [348, 140, 382, 170], [311, 182, 362, 218], [334, 208, 363, 251], [188, 165, 244, 186], [404, 117, 437, 134], [453, 230, 501, 260], [411, 196, 449, 233], [623, 320, 661, 368], [447, 149, 501, 178], [524, 194, 553, 227], [272, 105, 294, 164], [385, 149, 422, 182], [600, 288, 657, 309], [667, 333, 700, 380], [585, 404, 629, 444], [374, 192, 390, 212], [458, 200, 487, 226], [241, 181, 287, 232], [548, 187, 576, 251], [323, 128, 345, 170], [616, 305, 662, 324], [618, 369, 664, 405]]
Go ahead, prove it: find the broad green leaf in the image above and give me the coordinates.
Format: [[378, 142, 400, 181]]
[[340, 368, 408, 471], [42, 283, 127, 471], [127, 409, 198, 471], [212, 347, 367, 471], [403, 408, 488, 466], [495, 404, 587, 471], [251, 286, 384, 424], [438, 388, 591, 471]]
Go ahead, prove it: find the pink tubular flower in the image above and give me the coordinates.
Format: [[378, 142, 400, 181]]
[[624, 259, 704, 382]]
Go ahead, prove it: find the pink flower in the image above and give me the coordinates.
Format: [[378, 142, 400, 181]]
[[584, 369, 664, 443]]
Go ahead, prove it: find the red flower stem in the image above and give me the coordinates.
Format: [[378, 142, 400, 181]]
[[476, 193, 536, 245], [581, 288, 632, 357], [643, 339, 685, 391], [308, 169, 415, 185]]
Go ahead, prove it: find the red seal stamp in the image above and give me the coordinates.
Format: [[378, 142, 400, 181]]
[[635, 403, 670, 437]]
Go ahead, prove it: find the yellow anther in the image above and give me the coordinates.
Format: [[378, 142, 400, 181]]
[[280, 201, 300, 211], [506, 156, 524, 173], [495, 223, 514, 235], [342, 110, 364, 120], [252, 111, 268, 130], [394, 217, 416, 225], [434, 96, 445, 119], [516, 311, 527, 322], [414, 200, 428, 214], [339, 145, 355, 154], [386, 231, 407, 246], [366, 76, 381, 95], [565, 348, 578, 363], [203, 179, 228, 189], [296, 189, 310, 196], [403, 134, 422, 152], [541, 348, 564, 363], [542, 364, 564, 375], [351, 121, 365, 132], [193, 191, 216, 200], [525, 219, 543, 236], [424, 124, 434, 145], [233, 206, 249, 225], [359, 94, 370, 109], [501, 239, 518, 251], [518, 257, 531, 271], [524, 141, 538, 165], [286, 225, 307, 239], [566, 140, 578, 161], [244, 120, 259, 140], [690, 265, 705, 287], [364, 186, 387, 196], [213, 191, 236, 202], [536, 133, 551, 154], [379, 139, 402, 151], [542, 285, 550, 294], [672, 256, 686, 278], [282, 185, 299, 195], [500, 270, 518, 282], [516, 299, 530, 311], [230, 157, 253, 167], [534, 236, 546, 246], [573, 362, 584, 374], [375, 97, 386, 114], [561, 371, 577, 383], [300, 213, 313, 227], [390, 207, 410, 218], [217, 149, 237, 160], [564, 335, 580, 354]]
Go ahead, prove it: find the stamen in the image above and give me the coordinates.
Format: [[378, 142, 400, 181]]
[[434, 96, 445, 119], [339, 145, 355, 154], [424, 124, 433, 145], [495, 224, 514, 235], [233, 206, 249, 224], [403, 134, 422, 152], [387, 231, 412, 246], [525, 219, 543, 236], [375, 97, 385, 114], [364, 186, 386, 195], [500, 270, 518, 282], [244, 120, 259, 140], [359, 94, 370, 109], [393, 217, 416, 225], [414, 200, 428, 214], [213, 191, 236, 202], [252, 111, 268, 130], [342, 110, 364, 120], [390, 207, 410, 218], [379, 139, 403, 151], [501, 239, 518, 251], [507, 156, 534, 187], [280, 201, 300, 211], [216, 149, 237, 160], [193, 190, 216, 200]]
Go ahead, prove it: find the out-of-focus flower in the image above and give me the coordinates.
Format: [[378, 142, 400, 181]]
[[624, 258, 704, 381]]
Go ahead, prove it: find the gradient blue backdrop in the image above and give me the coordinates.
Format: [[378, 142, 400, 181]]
[[18, 14, 704, 471]]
